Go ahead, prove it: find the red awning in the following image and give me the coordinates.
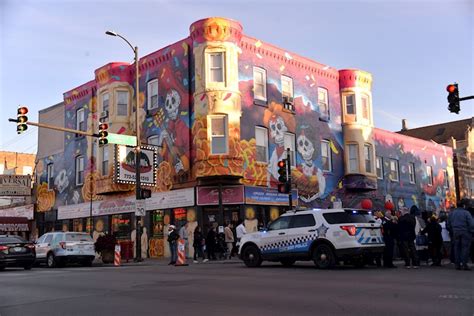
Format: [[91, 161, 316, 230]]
[[0, 217, 30, 232]]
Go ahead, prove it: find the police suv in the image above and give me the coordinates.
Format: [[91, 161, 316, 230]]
[[239, 208, 384, 268]]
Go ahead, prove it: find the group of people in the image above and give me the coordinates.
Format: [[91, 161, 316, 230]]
[[167, 221, 247, 265], [377, 200, 474, 271]]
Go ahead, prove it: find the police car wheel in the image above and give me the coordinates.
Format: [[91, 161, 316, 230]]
[[313, 244, 335, 269], [243, 245, 262, 268], [280, 258, 296, 267]]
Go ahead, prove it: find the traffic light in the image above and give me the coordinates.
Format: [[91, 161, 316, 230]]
[[277, 159, 290, 193], [140, 188, 152, 199], [16, 106, 28, 134], [98, 122, 108, 145], [447, 83, 460, 114]]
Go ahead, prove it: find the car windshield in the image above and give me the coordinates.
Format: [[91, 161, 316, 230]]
[[66, 233, 93, 242], [323, 210, 375, 224], [0, 236, 27, 244]]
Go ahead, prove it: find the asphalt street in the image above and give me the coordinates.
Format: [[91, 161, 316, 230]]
[[0, 260, 472, 316]]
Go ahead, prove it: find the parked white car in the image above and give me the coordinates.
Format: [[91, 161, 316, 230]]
[[239, 208, 384, 268], [35, 232, 95, 268]]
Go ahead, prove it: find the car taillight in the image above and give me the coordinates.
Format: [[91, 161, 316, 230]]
[[26, 244, 35, 249], [59, 241, 66, 249], [0, 245, 8, 251], [340, 225, 357, 236]]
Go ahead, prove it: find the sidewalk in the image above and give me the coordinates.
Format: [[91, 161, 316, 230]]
[[93, 257, 241, 267]]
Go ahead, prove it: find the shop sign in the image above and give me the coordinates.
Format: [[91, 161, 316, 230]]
[[0, 217, 30, 232], [58, 203, 92, 220], [146, 187, 195, 210], [114, 145, 157, 186], [93, 198, 136, 217], [0, 204, 34, 220], [197, 186, 244, 205], [0, 175, 31, 196], [244, 186, 298, 206], [173, 208, 187, 221]]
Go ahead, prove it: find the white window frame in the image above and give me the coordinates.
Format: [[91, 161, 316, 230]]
[[147, 79, 159, 111], [101, 145, 109, 176], [102, 92, 110, 113], [427, 166, 433, 186], [443, 169, 449, 189], [207, 51, 225, 83], [281, 75, 293, 99], [364, 144, 372, 173], [76, 108, 85, 132], [47, 163, 54, 190], [208, 115, 228, 155], [376, 156, 383, 179], [361, 94, 370, 120], [255, 126, 268, 163], [116, 90, 129, 116], [318, 87, 329, 119], [347, 144, 359, 173], [409, 163, 416, 184], [389, 159, 399, 182], [75, 156, 84, 186], [253, 67, 267, 102], [321, 140, 332, 172], [345, 94, 356, 115], [284, 132, 296, 167]]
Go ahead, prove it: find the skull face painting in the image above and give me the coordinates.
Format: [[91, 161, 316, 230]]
[[54, 169, 69, 194], [164, 89, 181, 121], [269, 116, 287, 146], [297, 133, 315, 165]]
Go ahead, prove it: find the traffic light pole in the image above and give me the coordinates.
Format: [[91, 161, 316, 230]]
[[286, 148, 292, 210], [8, 119, 99, 138]]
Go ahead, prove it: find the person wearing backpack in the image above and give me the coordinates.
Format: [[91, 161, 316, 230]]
[[167, 225, 179, 265]]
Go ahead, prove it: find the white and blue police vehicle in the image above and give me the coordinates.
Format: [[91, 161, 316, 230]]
[[238, 208, 384, 269]]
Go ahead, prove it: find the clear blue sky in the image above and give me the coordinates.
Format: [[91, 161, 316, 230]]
[[1, 0, 472, 154]]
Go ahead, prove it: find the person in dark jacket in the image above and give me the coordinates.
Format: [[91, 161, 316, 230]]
[[206, 226, 217, 260], [421, 215, 443, 266], [167, 225, 179, 265], [193, 226, 207, 263], [379, 211, 398, 268], [398, 210, 420, 268], [448, 200, 474, 270]]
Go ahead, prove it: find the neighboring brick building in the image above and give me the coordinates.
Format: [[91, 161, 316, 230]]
[[35, 17, 456, 257], [398, 117, 474, 206]]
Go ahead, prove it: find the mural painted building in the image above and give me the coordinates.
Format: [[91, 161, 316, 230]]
[[35, 17, 456, 258]]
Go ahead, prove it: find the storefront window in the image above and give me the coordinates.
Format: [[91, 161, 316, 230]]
[[73, 219, 84, 232], [152, 211, 165, 238], [112, 214, 132, 240], [93, 216, 109, 242]]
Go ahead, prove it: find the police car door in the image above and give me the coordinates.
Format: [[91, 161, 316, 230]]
[[285, 214, 317, 255], [259, 216, 292, 258]]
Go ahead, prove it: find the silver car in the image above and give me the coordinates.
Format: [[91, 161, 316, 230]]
[[35, 232, 95, 268]]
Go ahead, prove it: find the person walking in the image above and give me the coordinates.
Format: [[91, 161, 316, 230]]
[[224, 222, 235, 259], [206, 226, 217, 260], [421, 215, 443, 266], [167, 225, 179, 265], [236, 221, 246, 247], [439, 215, 453, 263], [379, 211, 397, 268], [179, 223, 189, 258], [193, 226, 207, 263], [398, 209, 420, 269], [448, 200, 474, 270]]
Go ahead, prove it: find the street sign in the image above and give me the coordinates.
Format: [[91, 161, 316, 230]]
[[108, 133, 137, 146], [135, 199, 146, 216]]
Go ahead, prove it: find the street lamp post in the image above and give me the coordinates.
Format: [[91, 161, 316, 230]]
[[106, 30, 142, 262]]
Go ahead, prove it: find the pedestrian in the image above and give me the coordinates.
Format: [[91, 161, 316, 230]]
[[206, 226, 217, 260], [447, 200, 474, 271], [421, 215, 443, 266], [167, 225, 179, 265], [439, 215, 453, 262], [379, 210, 397, 268], [193, 226, 207, 263], [398, 209, 420, 269], [179, 223, 189, 258], [236, 220, 246, 248], [224, 222, 235, 259]]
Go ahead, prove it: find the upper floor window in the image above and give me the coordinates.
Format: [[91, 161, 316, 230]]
[[376, 156, 383, 179], [209, 115, 228, 155], [318, 87, 329, 119], [281, 76, 293, 99], [76, 108, 85, 132], [321, 140, 332, 172], [208, 52, 225, 83], [284, 132, 296, 167], [147, 135, 160, 147], [253, 67, 267, 102], [409, 163, 416, 184], [47, 163, 54, 190], [389, 159, 399, 182], [345, 94, 356, 115], [443, 169, 449, 188], [101, 92, 110, 114], [364, 144, 373, 173], [255, 126, 268, 163], [427, 166, 433, 186], [361, 94, 370, 120], [101, 145, 109, 176], [347, 144, 359, 173], [147, 79, 159, 110], [75, 156, 84, 186], [116, 91, 129, 116]]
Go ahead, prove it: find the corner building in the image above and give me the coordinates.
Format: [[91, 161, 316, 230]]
[[36, 17, 456, 258]]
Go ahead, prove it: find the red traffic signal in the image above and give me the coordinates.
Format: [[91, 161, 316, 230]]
[[446, 84, 457, 93], [277, 159, 287, 183], [17, 107, 28, 115], [98, 122, 109, 145], [446, 83, 460, 114], [16, 106, 28, 134]]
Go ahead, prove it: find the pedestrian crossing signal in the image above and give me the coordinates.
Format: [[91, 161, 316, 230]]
[[16, 106, 28, 134]]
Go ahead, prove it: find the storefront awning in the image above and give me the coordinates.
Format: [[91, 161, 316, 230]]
[[0, 217, 30, 232]]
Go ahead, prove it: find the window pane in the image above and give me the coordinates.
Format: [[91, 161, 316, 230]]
[[376, 157, 383, 179], [390, 159, 399, 181], [117, 91, 128, 116], [318, 88, 329, 117], [427, 166, 433, 186], [255, 127, 268, 163], [210, 68, 223, 82], [281, 76, 293, 97], [321, 141, 331, 172], [346, 94, 355, 115], [443, 170, 449, 188], [211, 117, 225, 136], [348, 144, 358, 173], [102, 93, 109, 112], [253, 68, 266, 100], [361, 95, 369, 119], [148, 80, 158, 110], [364, 145, 372, 173], [210, 53, 222, 68], [209, 53, 224, 83], [212, 137, 226, 154], [409, 163, 416, 183], [291, 214, 316, 228], [268, 216, 291, 230], [284, 133, 295, 166]]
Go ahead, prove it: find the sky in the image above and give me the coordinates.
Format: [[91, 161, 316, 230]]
[[0, 0, 473, 154]]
